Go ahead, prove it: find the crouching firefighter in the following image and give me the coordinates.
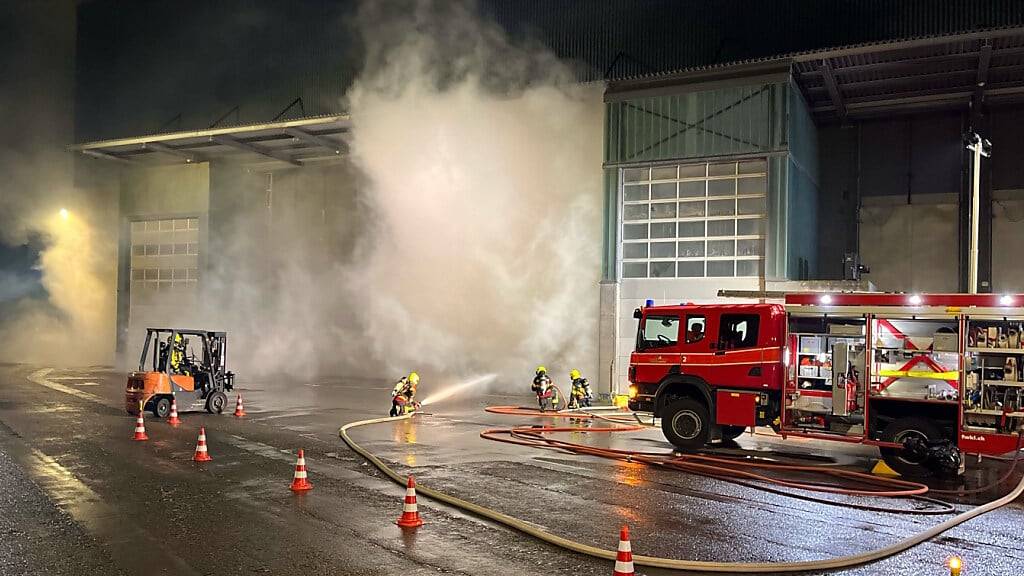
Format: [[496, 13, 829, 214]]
[[567, 369, 593, 409], [532, 366, 560, 412], [390, 372, 421, 416]]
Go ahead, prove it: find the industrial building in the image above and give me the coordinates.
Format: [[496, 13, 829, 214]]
[[51, 1, 1024, 395]]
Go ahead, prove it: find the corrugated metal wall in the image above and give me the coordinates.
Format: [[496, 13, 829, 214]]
[[76, 0, 1024, 141], [604, 83, 787, 165], [602, 81, 795, 281], [484, 0, 1024, 81], [783, 83, 820, 280], [602, 79, 822, 282], [76, 0, 360, 141]]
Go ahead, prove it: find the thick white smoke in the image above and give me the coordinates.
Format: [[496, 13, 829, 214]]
[[342, 0, 603, 380], [0, 2, 116, 367]]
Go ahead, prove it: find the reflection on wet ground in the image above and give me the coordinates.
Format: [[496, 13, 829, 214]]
[[0, 365, 1021, 576]]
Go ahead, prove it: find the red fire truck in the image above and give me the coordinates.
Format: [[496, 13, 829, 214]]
[[627, 293, 1024, 475]]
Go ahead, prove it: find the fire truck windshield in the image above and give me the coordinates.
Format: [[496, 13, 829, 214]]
[[638, 315, 680, 350]]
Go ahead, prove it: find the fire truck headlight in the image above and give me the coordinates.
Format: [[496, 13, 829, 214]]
[[628, 384, 638, 399], [909, 294, 923, 305], [819, 294, 832, 304], [1000, 294, 1013, 306]]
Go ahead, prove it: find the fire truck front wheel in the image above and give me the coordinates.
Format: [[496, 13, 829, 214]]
[[662, 398, 711, 449]]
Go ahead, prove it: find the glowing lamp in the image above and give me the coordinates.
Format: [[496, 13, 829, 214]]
[[820, 294, 832, 304], [948, 555, 962, 576], [909, 294, 923, 305]]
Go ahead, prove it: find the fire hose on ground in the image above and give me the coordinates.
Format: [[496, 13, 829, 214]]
[[339, 411, 1024, 573]]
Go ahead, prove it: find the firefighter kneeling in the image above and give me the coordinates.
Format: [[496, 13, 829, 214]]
[[532, 366, 560, 412], [566, 369, 592, 409], [390, 372, 421, 417]]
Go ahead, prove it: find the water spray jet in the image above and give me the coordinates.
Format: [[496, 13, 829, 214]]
[[419, 373, 498, 406]]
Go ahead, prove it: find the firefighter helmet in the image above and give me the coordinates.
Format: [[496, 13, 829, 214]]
[[408, 372, 420, 384], [536, 366, 547, 374], [569, 369, 581, 380]]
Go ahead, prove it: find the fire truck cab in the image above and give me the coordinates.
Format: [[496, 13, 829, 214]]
[[628, 293, 1024, 476]]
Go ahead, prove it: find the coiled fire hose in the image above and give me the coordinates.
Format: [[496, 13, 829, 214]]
[[340, 413, 1024, 573]]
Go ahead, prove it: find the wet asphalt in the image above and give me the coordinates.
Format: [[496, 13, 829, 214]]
[[0, 364, 1021, 576]]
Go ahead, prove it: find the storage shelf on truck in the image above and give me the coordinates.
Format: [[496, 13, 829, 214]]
[[965, 408, 1024, 417], [870, 395, 958, 405], [967, 347, 1024, 354], [980, 380, 1024, 388]]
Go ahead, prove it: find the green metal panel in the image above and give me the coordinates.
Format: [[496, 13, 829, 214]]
[[785, 81, 820, 280], [765, 155, 788, 281], [605, 82, 788, 165], [601, 168, 618, 281]]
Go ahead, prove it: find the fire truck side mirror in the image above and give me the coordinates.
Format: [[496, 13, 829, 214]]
[[633, 308, 642, 319]]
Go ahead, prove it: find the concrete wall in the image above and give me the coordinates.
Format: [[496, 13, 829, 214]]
[[858, 195, 959, 293], [816, 112, 964, 288], [116, 163, 211, 361]]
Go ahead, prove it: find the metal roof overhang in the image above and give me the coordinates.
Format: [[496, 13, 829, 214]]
[[606, 26, 1024, 120], [793, 27, 1024, 120], [68, 114, 352, 168]]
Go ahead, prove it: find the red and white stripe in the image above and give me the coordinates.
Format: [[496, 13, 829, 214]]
[[233, 394, 246, 417], [612, 525, 634, 576], [395, 475, 424, 527], [403, 484, 418, 513], [289, 448, 313, 491], [132, 413, 148, 440], [193, 427, 212, 461], [168, 398, 182, 426]]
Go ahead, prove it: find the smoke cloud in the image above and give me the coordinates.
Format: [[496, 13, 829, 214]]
[[209, 0, 603, 386], [2, 0, 603, 388], [0, 2, 116, 367]]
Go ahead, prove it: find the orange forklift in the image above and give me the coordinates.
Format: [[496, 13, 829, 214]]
[[126, 328, 235, 417]]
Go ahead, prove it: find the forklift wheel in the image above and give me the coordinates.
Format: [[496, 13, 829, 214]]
[[152, 396, 172, 419], [205, 391, 227, 414]]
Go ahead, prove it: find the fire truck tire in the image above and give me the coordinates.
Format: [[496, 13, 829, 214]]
[[205, 391, 227, 414], [879, 417, 942, 477], [721, 425, 747, 441], [152, 396, 171, 419], [661, 398, 711, 449]]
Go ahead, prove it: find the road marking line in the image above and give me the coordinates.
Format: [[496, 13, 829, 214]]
[[28, 368, 110, 405], [0, 431, 200, 576]]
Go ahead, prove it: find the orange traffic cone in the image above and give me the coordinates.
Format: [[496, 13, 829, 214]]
[[289, 449, 313, 492], [613, 525, 635, 576], [233, 393, 246, 417], [396, 475, 424, 528], [132, 411, 149, 441], [167, 397, 182, 426], [192, 427, 212, 462]]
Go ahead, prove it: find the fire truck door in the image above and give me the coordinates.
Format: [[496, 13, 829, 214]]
[[710, 313, 765, 390]]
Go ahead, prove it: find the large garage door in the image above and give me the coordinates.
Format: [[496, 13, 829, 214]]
[[620, 159, 767, 279], [128, 218, 199, 335]]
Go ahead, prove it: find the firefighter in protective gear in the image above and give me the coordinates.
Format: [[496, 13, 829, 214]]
[[532, 366, 551, 410], [389, 376, 409, 417], [567, 369, 593, 409], [168, 333, 186, 373]]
